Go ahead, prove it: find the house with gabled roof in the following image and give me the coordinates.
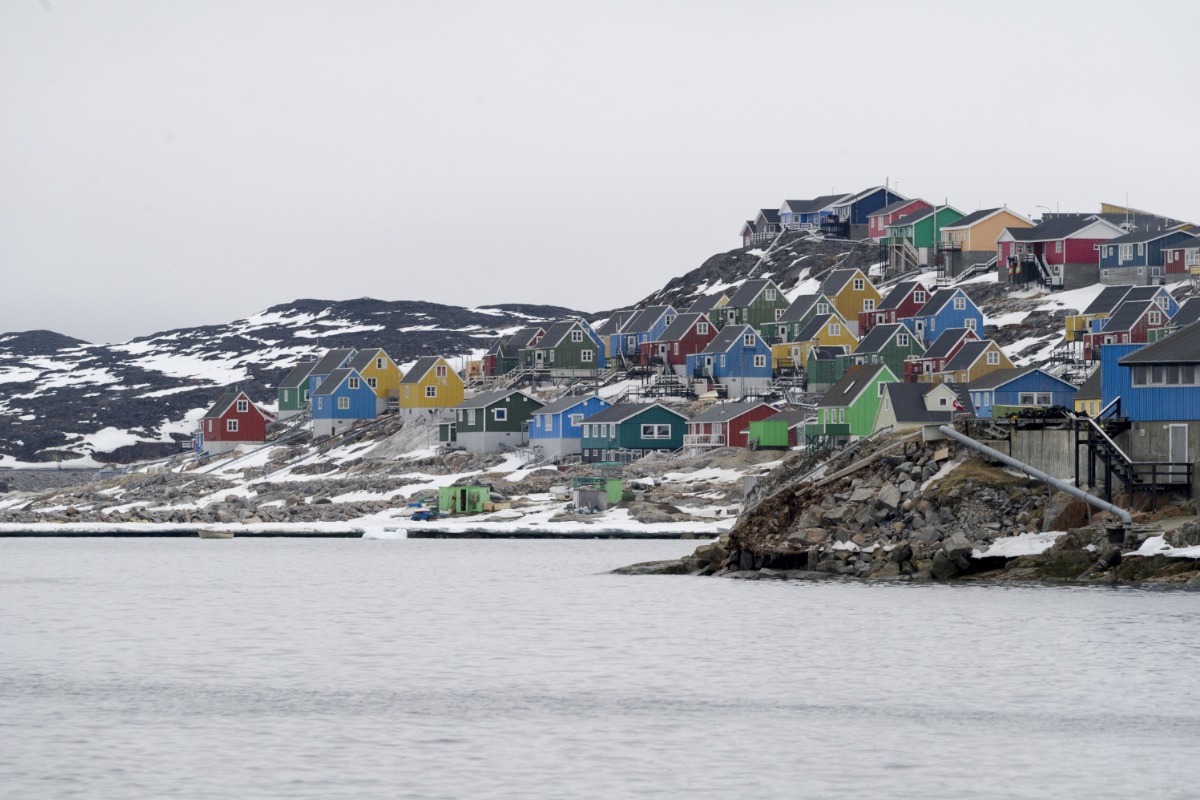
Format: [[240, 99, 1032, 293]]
[[312, 367, 377, 438], [685, 401, 776, 451], [867, 198, 933, 241], [935, 339, 1013, 385], [1064, 284, 1138, 343], [873, 382, 967, 438], [819, 268, 882, 329], [198, 390, 275, 455], [347, 348, 403, 414], [1074, 368, 1103, 417], [1162, 237, 1200, 276], [721, 279, 789, 335], [902, 287, 984, 345], [522, 318, 607, 375], [1082, 300, 1173, 362], [640, 312, 717, 376], [686, 325, 772, 399], [580, 403, 689, 463], [805, 345, 851, 394], [528, 394, 611, 461], [840, 323, 924, 382], [747, 408, 810, 450], [1153, 297, 1200, 343], [740, 219, 759, 247], [398, 355, 465, 416], [686, 292, 729, 316], [594, 311, 635, 360], [904, 327, 979, 382], [807, 363, 897, 448], [610, 306, 676, 362], [997, 214, 1126, 289], [773, 313, 856, 372], [770, 293, 840, 344], [484, 326, 544, 377], [937, 208, 1032, 278], [450, 389, 544, 453], [306, 348, 357, 397], [858, 280, 931, 336], [1098, 228, 1196, 284], [742, 209, 781, 245], [780, 194, 848, 229], [967, 367, 1077, 418], [884, 205, 964, 269], [823, 186, 907, 239], [276, 360, 317, 418]]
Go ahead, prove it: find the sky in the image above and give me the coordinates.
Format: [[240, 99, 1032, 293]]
[[2, 0, 1198, 344]]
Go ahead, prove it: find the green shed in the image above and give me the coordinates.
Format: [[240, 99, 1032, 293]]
[[438, 484, 492, 514], [747, 408, 809, 449]]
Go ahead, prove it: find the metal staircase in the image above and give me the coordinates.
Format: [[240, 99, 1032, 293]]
[[1074, 404, 1192, 509]]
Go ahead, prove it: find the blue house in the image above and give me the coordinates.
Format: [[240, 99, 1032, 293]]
[[611, 305, 677, 361], [1098, 229, 1197, 283], [686, 324, 773, 399], [312, 367, 377, 438], [779, 194, 847, 229], [306, 348, 357, 397], [528, 394, 612, 462], [902, 288, 985, 344], [822, 186, 908, 238], [966, 367, 1077, 418]]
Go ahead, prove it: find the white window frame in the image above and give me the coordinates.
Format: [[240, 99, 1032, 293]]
[[913, 291, 927, 304], [953, 296, 966, 310], [568, 413, 584, 427], [697, 322, 709, 335], [425, 385, 437, 398], [367, 377, 377, 389], [581, 349, 594, 363], [493, 407, 507, 422], [853, 278, 865, 291], [435, 364, 448, 378], [349, 377, 360, 390], [236, 399, 248, 413], [829, 323, 841, 336], [338, 397, 350, 410], [743, 333, 756, 347], [986, 350, 1000, 365], [753, 354, 766, 368], [376, 357, 385, 370], [571, 330, 583, 343], [897, 333, 909, 347], [226, 419, 238, 432]]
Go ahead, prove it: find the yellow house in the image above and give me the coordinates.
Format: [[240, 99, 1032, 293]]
[[348, 348, 404, 414], [939, 208, 1033, 253], [935, 340, 1014, 385], [771, 313, 856, 370], [397, 355, 464, 414], [819, 268, 883, 329], [1073, 368, 1102, 417]]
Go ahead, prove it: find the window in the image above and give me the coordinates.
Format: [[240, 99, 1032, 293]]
[[304, 390, 310, 401], [1149, 310, 1162, 326], [569, 413, 583, 427], [965, 318, 976, 330], [697, 322, 709, 335], [1018, 392, 1052, 406], [986, 350, 1000, 365], [838, 408, 845, 423], [720, 354, 726, 368], [1120, 244, 1133, 262], [571, 330, 583, 342], [581, 349, 594, 362], [236, 399, 248, 413], [938, 397, 948, 407], [765, 288, 777, 301], [913, 291, 926, 303], [338, 397, 350, 410], [226, 419, 238, 432], [349, 377, 360, 390], [753, 354, 766, 368], [425, 386, 437, 398], [777, 324, 787, 338], [1055, 241, 1062, 253], [1137, 243, 1145, 256], [878, 383, 887, 396], [467, 409, 476, 425], [775, 308, 785, 320], [549, 350, 555, 363], [953, 296, 966, 310], [376, 357, 385, 370], [641, 424, 672, 439], [627, 335, 637, 347], [435, 364, 447, 378], [367, 377, 377, 389], [897, 333, 909, 347], [493, 408, 507, 422], [743, 333, 756, 346], [853, 278, 865, 291], [863, 299, 875, 311], [727, 309, 737, 323], [829, 323, 841, 336], [817, 302, 830, 315]]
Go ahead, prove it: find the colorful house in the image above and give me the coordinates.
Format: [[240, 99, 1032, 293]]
[[819, 268, 883, 329], [742, 209, 782, 245], [747, 408, 809, 450], [1064, 284, 1139, 343], [905, 327, 979, 382], [276, 360, 316, 418], [1082, 300, 1173, 362], [686, 292, 730, 317], [686, 325, 773, 399], [1162, 237, 1200, 276], [1074, 368, 1102, 417], [903, 287, 985, 344], [966, 367, 1077, 418], [867, 198, 933, 241], [528, 394, 612, 461], [884, 205, 965, 268], [935, 340, 1014, 385], [772, 294, 840, 343], [197, 390, 274, 455], [684, 401, 776, 451], [772, 313, 856, 371], [483, 326, 544, 377], [347, 348, 403, 414], [997, 214, 1125, 290], [594, 312, 634, 360], [580, 403, 690, 463], [397, 356, 465, 416], [858, 280, 931, 336], [873, 382, 967, 437], [823, 186, 907, 239], [739, 219, 760, 247], [805, 345, 851, 393], [780, 194, 847, 229], [523, 318, 607, 375], [306, 348, 357, 397], [1098, 228, 1196, 284], [451, 389, 544, 453], [937, 208, 1033, 278], [641, 312, 717, 377], [312, 368, 378, 438], [807, 363, 897, 448], [842, 323, 925, 381], [721, 279, 789, 335], [610, 306, 676, 362]]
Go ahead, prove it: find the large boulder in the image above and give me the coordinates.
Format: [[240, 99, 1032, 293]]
[[1042, 491, 1090, 532]]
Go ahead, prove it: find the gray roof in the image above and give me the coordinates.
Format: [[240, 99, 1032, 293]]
[[622, 306, 675, 335], [793, 314, 838, 343], [1102, 228, 1194, 246], [203, 391, 242, 419], [348, 348, 389, 373], [1100, 300, 1153, 333], [698, 324, 757, 355], [537, 320, 579, 348], [1122, 286, 1170, 304], [782, 194, 848, 215], [913, 288, 967, 318], [455, 388, 540, 410], [532, 394, 609, 416], [500, 326, 545, 357], [655, 312, 707, 343], [314, 368, 357, 396], [1119, 321, 1200, 365], [595, 311, 634, 338], [1075, 368, 1103, 400], [882, 383, 955, 425], [819, 363, 891, 408], [762, 408, 810, 427], [941, 207, 1003, 229], [308, 348, 356, 377], [726, 279, 776, 308], [1005, 215, 1117, 242], [854, 323, 916, 355], [778, 294, 828, 324], [278, 360, 317, 389], [819, 269, 863, 296], [942, 340, 996, 372], [869, 198, 924, 218], [877, 281, 922, 311], [922, 328, 976, 360], [689, 401, 773, 424], [687, 293, 727, 313], [1082, 285, 1135, 315], [889, 207, 938, 227], [1173, 298, 1200, 329], [583, 402, 687, 424], [399, 356, 442, 384], [756, 208, 781, 224], [966, 366, 1038, 391]]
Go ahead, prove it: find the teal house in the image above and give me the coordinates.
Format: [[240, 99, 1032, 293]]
[[580, 403, 689, 463]]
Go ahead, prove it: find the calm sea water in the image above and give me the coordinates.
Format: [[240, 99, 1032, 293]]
[[1, 538, 1197, 799]]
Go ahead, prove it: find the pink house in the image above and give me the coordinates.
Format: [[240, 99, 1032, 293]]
[[867, 198, 933, 241]]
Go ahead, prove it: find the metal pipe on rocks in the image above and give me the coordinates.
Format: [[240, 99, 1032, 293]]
[[937, 425, 1132, 526]]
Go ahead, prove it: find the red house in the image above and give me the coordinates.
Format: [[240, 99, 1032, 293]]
[[1081, 300, 1172, 362], [684, 401, 776, 450], [904, 327, 979, 382], [1162, 238, 1200, 276], [996, 215, 1125, 290], [198, 390, 274, 455], [640, 312, 718, 375], [867, 198, 933, 241], [858, 279, 931, 336]]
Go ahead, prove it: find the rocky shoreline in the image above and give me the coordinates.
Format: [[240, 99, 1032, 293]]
[[615, 436, 1200, 589]]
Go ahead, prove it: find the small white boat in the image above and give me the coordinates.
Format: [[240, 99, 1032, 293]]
[[198, 530, 235, 539]]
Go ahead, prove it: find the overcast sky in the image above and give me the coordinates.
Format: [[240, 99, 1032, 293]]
[[3, 0, 1198, 343]]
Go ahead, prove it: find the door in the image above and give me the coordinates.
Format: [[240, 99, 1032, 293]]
[[1169, 424, 1188, 483]]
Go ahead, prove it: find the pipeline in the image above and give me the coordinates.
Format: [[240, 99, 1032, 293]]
[[937, 425, 1132, 526]]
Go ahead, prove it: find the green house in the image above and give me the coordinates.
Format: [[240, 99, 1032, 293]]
[[806, 363, 897, 449], [833, 323, 925, 384], [519, 318, 606, 376], [747, 408, 809, 450], [276, 360, 317, 416], [438, 484, 491, 514], [805, 345, 851, 393], [886, 205, 965, 250], [453, 389, 544, 453], [769, 293, 841, 344], [721, 279, 790, 337], [580, 402, 689, 464]]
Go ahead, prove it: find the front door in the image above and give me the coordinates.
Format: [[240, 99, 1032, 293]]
[[1169, 424, 1189, 483]]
